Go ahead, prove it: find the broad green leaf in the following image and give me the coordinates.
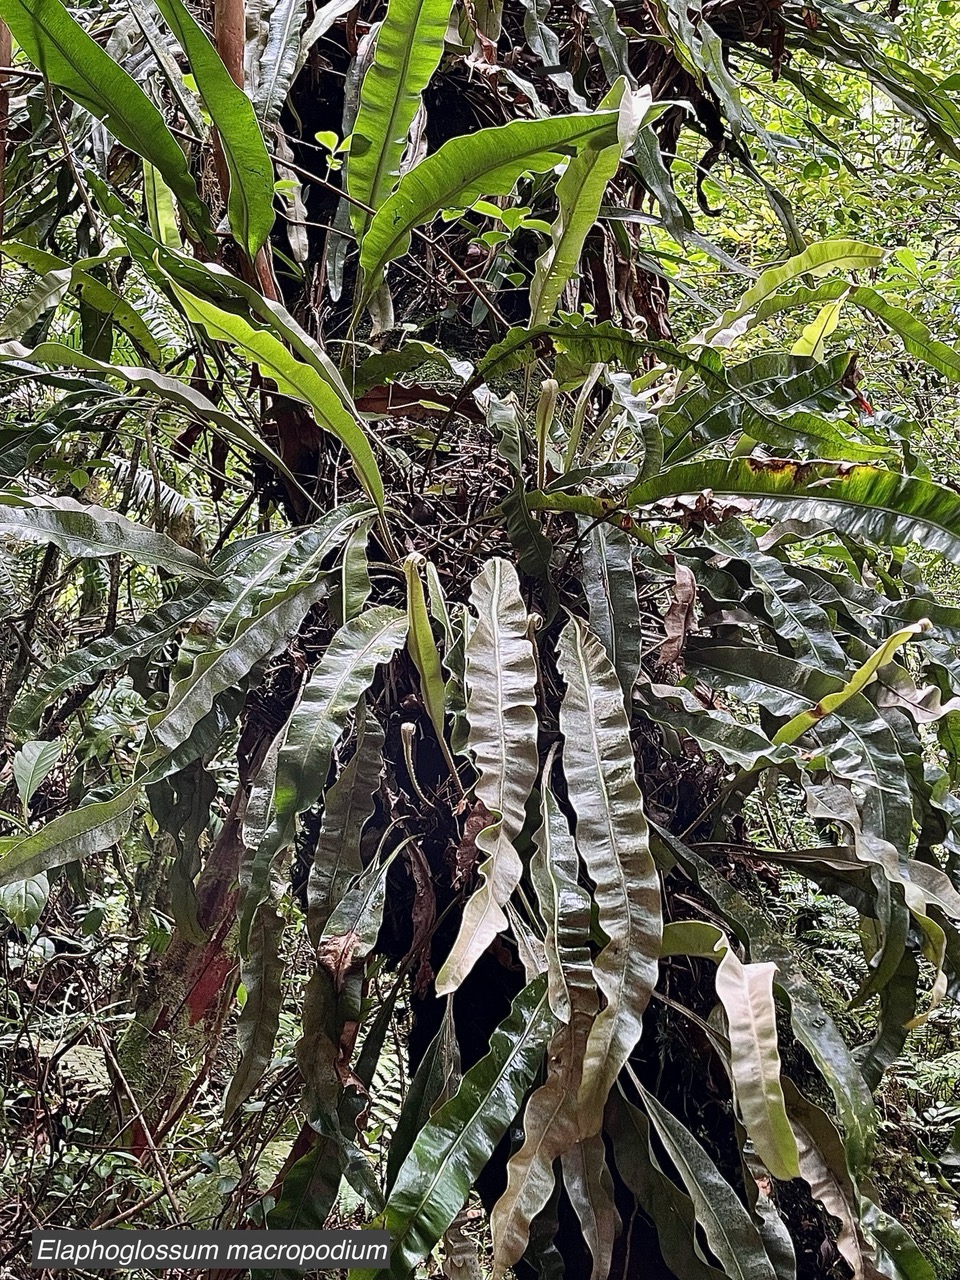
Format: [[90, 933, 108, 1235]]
[[0, 495, 212, 577], [502, 477, 556, 609], [265, 606, 408, 859], [639, 1085, 778, 1280], [576, 0, 631, 83], [657, 827, 877, 1177], [149, 760, 213, 948], [557, 614, 662, 1136], [519, 0, 587, 108], [139, 691, 246, 790], [774, 621, 928, 745], [752, 1180, 797, 1280], [624, 459, 960, 562], [531, 777, 596, 1026], [0, 342, 302, 493], [127, 0, 206, 137], [144, 163, 181, 248], [659, 349, 892, 467], [783, 1079, 883, 1280], [529, 81, 641, 326], [359, 110, 621, 298], [0, 0, 212, 243], [140, 248, 357, 419], [660, 918, 727, 959], [387, 1004, 460, 1193], [490, 782, 598, 1275], [348, 340, 470, 397], [0, 246, 161, 363], [701, 521, 847, 674], [365, 977, 554, 1279], [752, 280, 851, 329], [149, 575, 330, 752], [13, 741, 62, 808], [267, 1131, 346, 1233], [165, 280, 384, 509], [224, 900, 285, 1118], [153, 0, 275, 258], [791, 297, 846, 361], [606, 368, 663, 481], [803, 782, 949, 1022], [166, 513, 373, 637], [10, 515, 367, 737], [859, 1196, 936, 1280], [639, 683, 799, 772], [271, 990, 397, 1231], [688, 646, 913, 848], [317, 839, 404, 993], [238, 732, 283, 953], [339, 524, 372, 623], [294, 967, 350, 1171], [608, 1090, 727, 1280], [404, 553, 458, 780], [701, 240, 885, 345], [347, 0, 452, 240], [580, 519, 642, 704], [0, 874, 49, 928], [715, 947, 801, 1181], [436, 560, 539, 993], [0, 786, 140, 886], [850, 285, 960, 383], [477, 319, 685, 383], [307, 707, 385, 944]]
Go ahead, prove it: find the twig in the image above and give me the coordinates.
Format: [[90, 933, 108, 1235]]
[[90, 1021, 186, 1224], [274, 154, 510, 325]]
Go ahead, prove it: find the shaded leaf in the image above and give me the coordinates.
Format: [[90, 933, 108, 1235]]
[[0, 0, 212, 242], [252, 0, 308, 129], [639, 1085, 778, 1280], [0, 786, 139, 887], [608, 1089, 726, 1280], [265, 606, 407, 859], [490, 781, 598, 1274], [580, 520, 641, 704], [783, 1079, 883, 1280], [0, 342, 301, 492], [0, 495, 211, 577], [556, 614, 661, 1136], [224, 900, 285, 1117], [0, 874, 49, 928], [149, 575, 330, 752], [307, 707, 385, 945], [560, 1134, 620, 1280], [404, 553, 458, 781], [851, 285, 960, 383], [364, 977, 554, 1279], [13, 741, 61, 808]]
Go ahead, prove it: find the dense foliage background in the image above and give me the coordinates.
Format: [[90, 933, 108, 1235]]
[[3, 0, 960, 1276]]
